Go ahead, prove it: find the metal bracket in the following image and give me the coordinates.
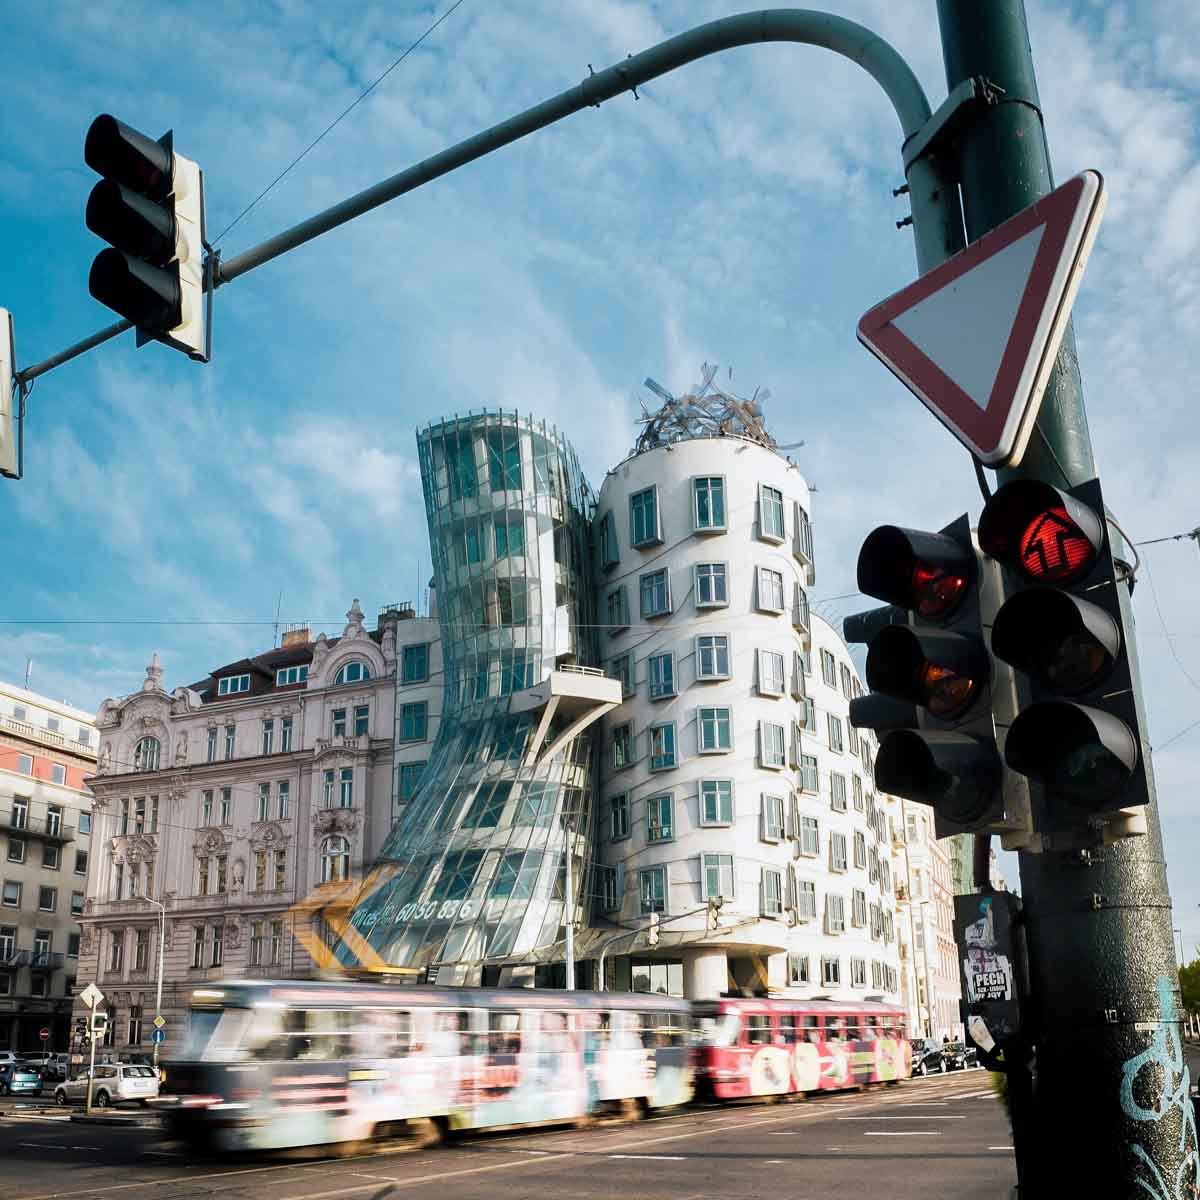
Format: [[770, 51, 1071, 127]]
[[902, 75, 997, 171]]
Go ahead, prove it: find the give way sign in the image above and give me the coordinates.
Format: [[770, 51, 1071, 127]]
[[857, 171, 1107, 468]]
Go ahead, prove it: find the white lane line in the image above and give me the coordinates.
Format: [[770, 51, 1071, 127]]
[[989, 1145, 1014, 1150], [764, 1160, 785, 1164], [350, 1173, 400, 1182], [863, 1131, 942, 1137], [838, 1116, 966, 1121], [609, 1155, 686, 1161]]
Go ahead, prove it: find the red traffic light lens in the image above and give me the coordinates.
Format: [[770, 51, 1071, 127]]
[[911, 562, 968, 619], [1019, 506, 1096, 584], [918, 661, 978, 718]]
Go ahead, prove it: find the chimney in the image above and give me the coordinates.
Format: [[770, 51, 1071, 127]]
[[281, 625, 312, 648]]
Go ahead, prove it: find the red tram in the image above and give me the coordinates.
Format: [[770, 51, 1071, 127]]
[[693, 998, 910, 1100]]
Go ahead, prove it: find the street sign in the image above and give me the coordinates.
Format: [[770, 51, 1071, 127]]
[[80, 982, 104, 1010], [858, 171, 1107, 468], [151, 1029, 166, 1045], [39, 1027, 50, 1041], [153, 1015, 166, 1029]]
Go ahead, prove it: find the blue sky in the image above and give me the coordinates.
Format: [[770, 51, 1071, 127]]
[[2, 1, 1199, 947]]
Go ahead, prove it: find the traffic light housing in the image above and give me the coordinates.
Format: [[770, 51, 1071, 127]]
[[83, 114, 207, 359], [979, 477, 1150, 841], [90, 1011, 108, 1037], [846, 516, 1032, 841], [0, 308, 16, 479]]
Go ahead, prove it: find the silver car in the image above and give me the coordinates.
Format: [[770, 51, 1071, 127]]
[[54, 1063, 160, 1108]]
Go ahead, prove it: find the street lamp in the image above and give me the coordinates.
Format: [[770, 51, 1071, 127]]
[[142, 896, 166, 1071]]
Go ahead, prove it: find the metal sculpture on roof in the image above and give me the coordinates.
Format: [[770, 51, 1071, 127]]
[[634, 362, 776, 453]]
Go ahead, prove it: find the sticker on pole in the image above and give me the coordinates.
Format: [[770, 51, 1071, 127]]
[[858, 171, 1106, 468]]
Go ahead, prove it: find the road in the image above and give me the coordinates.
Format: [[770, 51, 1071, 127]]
[[0, 1071, 1013, 1200]]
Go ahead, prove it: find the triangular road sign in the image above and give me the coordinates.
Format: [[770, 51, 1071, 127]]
[[858, 171, 1106, 468]]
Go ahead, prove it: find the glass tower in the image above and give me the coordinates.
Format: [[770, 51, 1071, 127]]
[[348, 411, 605, 983]]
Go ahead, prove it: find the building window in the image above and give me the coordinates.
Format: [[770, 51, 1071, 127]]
[[354, 705, 369, 737], [799, 696, 816, 732], [486, 427, 521, 491], [831, 772, 848, 812], [761, 868, 784, 917], [339, 768, 354, 808], [852, 775, 864, 811], [269, 920, 283, 964], [757, 567, 785, 613], [113, 862, 125, 898], [759, 484, 785, 541], [38, 885, 56, 912], [646, 794, 674, 843], [322, 770, 335, 809], [275, 717, 291, 753], [700, 779, 734, 825], [758, 649, 785, 696], [605, 585, 630, 634], [640, 569, 671, 618], [211, 925, 223, 968], [249, 921, 264, 966], [220, 788, 232, 824], [402, 643, 429, 684], [254, 850, 267, 891], [106, 929, 124, 973], [223, 724, 236, 760], [321, 835, 351, 884], [703, 853, 735, 901], [831, 832, 848, 872], [828, 713, 845, 753], [215, 856, 227, 894], [854, 830, 867, 869], [332, 708, 347, 737], [77, 810, 92, 835], [851, 957, 868, 988], [795, 501, 814, 561], [759, 720, 786, 769], [273, 851, 286, 892], [822, 956, 841, 986], [401, 702, 428, 742], [852, 889, 868, 927], [761, 794, 785, 841], [333, 660, 372, 686], [639, 866, 667, 915], [821, 649, 837, 687], [609, 792, 630, 841], [610, 654, 633, 697], [695, 635, 730, 680], [600, 866, 621, 912], [630, 486, 661, 547], [692, 476, 726, 531], [848, 722, 860, 756], [217, 674, 250, 696], [694, 562, 728, 607], [648, 723, 677, 772], [839, 663, 853, 698], [257, 783, 270, 823], [190, 926, 206, 969], [826, 893, 846, 934], [134, 928, 148, 973], [800, 815, 820, 857], [396, 764, 423, 805], [67, 931, 81, 958], [70, 890, 84, 917], [43, 843, 60, 871], [698, 707, 732, 753], [611, 722, 633, 771], [788, 953, 811, 985], [259, 720, 274, 755], [795, 754, 817, 795], [599, 510, 619, 569], [275, 665, 309, 687], [133, 737, 160, 772], [7, 838, 25, 865], [796, 877, 818, 921], [1, 881, 19, 906], [51, 763, 66, 785], [647, 652, 675, 699], [75, 850, 88, 876], [200, 790, 213, 826]]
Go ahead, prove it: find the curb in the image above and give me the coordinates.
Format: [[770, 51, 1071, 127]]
[[69, 1113, 142, 1126]]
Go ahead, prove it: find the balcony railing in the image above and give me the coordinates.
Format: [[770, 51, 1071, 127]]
[[0, 713, 96, 758], [0, 949, 66, 970], [0, 810, 75, 843]]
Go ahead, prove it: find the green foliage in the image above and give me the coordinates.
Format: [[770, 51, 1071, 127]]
[[1180, 958, 1200, 1014]]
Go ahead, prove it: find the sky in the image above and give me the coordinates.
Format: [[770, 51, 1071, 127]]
[[1, 1, 1198, 949]]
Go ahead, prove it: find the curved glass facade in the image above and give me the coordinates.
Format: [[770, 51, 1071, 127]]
[[348, 411, 599, 982]]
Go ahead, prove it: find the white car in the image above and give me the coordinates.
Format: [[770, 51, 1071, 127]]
[[54, 1063, 160, 1108]]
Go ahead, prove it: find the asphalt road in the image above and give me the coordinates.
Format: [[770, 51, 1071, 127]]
[[0, 1071, 1013, 1200]]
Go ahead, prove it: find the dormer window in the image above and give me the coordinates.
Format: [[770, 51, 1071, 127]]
[[334, 661, 372, 685], [275, 665, 309, 687], [217, 674, 251, 696]]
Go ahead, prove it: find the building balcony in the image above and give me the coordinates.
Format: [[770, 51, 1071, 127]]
[[0, 713, 96, 759], [510, 667, 622, 766], [30, 951, 65, 971], [0, 810, 75, 844]]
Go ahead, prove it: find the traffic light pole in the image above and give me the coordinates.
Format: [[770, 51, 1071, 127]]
[[931, 3, 1195, 1194]]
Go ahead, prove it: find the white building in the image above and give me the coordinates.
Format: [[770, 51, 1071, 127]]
[[590, 427, 902, 1004]]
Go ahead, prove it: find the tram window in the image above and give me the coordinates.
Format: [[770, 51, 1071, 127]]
[[747, 1014, 771, 1045], [640, 1013, 670, 1049], [432, 1010, 469, 1057], [826, 1016, 844, 1040], [845, 1021, 862, 1041], [487, 1011, 522, 1057], [387, 1010, 413, 1057], [537, 1009, 569, 1054], [780, 1014, 799, 1044], [804, 1015, 821, 1044]]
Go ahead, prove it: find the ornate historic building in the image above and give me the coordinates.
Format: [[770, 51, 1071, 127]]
[[74, 600, 441, 1058]]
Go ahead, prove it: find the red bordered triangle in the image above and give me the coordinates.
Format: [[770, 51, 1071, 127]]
[[858, 171, 1106, 468]]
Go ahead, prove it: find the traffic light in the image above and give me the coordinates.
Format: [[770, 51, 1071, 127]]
[[90, 1011, 107, 1037], [73, 1016, 88, 1043], [647, 911, 660, 947], [83, 114, 208, 359], [845, 516, 1031, 840], [979, 477, 1150, 840], [0, 308, 15, 479]]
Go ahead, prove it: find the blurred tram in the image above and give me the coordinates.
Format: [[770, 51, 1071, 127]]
[[162, 981, 909, 1152]]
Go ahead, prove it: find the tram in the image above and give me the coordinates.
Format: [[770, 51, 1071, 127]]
[[162, 980, 909, 1152]]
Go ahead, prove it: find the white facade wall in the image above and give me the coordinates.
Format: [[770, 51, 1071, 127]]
[[592, 436, 901, 1004]]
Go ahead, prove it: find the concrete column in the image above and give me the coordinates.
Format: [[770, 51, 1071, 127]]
[[682, 948, 728, 1000]]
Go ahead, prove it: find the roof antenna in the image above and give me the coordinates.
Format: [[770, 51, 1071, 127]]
[[272, 591, 283, 648]]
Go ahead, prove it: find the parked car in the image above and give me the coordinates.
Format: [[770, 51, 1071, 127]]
[[942, 1042, 970, 1071], [0, 1060, 46, 1097], [911, 1044, 949, 1076], [19, 1053, 68, 1081], [54, 1063, 160, 1108]]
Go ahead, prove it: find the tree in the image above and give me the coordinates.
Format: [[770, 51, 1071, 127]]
[[1179, 958, 1200, 1014]]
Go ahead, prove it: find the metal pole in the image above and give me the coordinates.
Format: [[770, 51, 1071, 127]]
[[146, 898, 166, 1070], [16, 9, 962, 387], [563, 821, 575, 991], [934, 3, 1193, 1194], [85, 1010, 97, 1115]]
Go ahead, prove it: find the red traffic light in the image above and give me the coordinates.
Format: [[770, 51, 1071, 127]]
[[979, 480, 1103, 585], [912, 562, 968, 619], [857, 524, 974, 621]]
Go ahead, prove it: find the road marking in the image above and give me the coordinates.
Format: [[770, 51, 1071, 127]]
[[764, 1160, 785, 1164], [837, 1115, 967, 1121], [608, 1154, 686, 1161], [862, 1131, 942, 1136], [989, 1145, 1014, 1150]]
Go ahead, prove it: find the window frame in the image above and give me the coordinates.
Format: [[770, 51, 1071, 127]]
[[609, 792, 630, 841], [760, 793, 785, 842], [695, 634, 731, 681], [758, 483, 786, 542], [692, 475, 727, 532], [757, 566, 785, 613], [693, 561, 729, 608], [757, 648, 786, 697], [630, 485, 663, 548], [648, 722, 677, 772], [646, 793, 674, 843], [639, 568, 672, 619], [761, 868, 784, 917], [759, 720, 786, 769], [647, 652, 676, 700], [401, 643, 430, 684], [697, 706, 732, 754], [217, 674, 250, 696], [701, 853, 735, 902], [699, 778, 734, 826], [827, 712, 845, 754], [639, 866, 667, 915], [599, 510, 620, 569]]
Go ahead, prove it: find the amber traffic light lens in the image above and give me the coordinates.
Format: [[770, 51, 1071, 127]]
[[1019, 505, 1096, 584], [918, 660, 978, 718], [1044, 631, 1114, 692], [911, 562, 968, 619]]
